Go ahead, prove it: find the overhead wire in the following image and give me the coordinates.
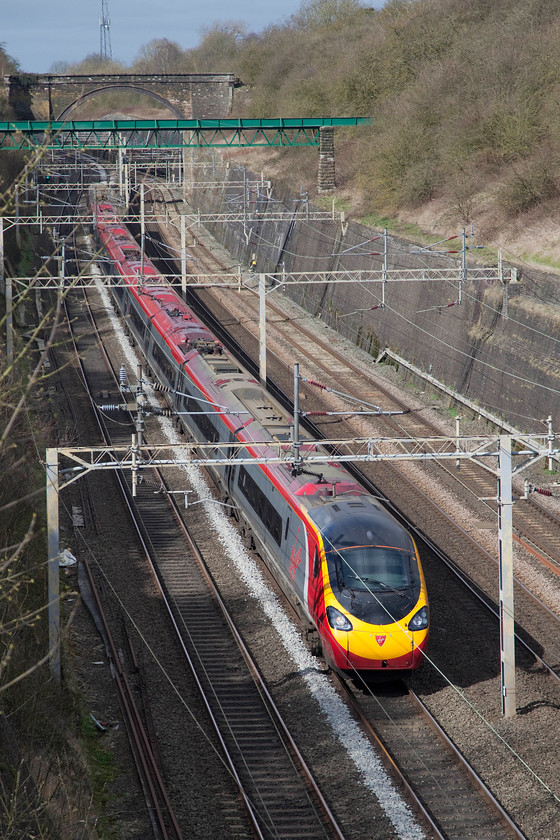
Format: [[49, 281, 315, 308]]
[[27, 159, 560, 813], [132, 196, 560, 811], [239, 207, 560, 425]]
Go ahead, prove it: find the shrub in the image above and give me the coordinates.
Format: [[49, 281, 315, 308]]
[[499, 157, 559, 214]]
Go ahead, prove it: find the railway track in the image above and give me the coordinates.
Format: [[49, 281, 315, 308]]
[[45, 278, 185, 836], [86, 187, 549, 837], [59, 253, 349, 840], [336, 676, 523, 840], [78, 554, 184, 840], [134, 180, 560, 836], [200, 241, 560, 574], [36, 171, 560, 837], [143, 186, 560, 669], [132, 483, 346, 840]]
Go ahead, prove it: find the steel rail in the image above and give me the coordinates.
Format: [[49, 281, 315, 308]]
[[163, 482, 347, 840], [201, 282, 560, 684], [79, 557, 182, 840], [60, 295, 184, 840], [64, 267, 348, 840], [136, 224, 537, 837], [334, 674, 528, 840]]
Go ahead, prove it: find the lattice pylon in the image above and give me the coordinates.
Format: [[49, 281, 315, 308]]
[[99, 0, 112, 61]]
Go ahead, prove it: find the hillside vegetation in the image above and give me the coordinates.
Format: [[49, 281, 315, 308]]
[[45, 0, 560, 260], [226, 0, 560, 254]]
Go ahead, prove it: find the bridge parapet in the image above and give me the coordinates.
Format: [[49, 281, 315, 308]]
[[3, 73, 242, 120]]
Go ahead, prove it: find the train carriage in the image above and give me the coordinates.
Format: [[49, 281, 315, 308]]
[[93, 197, 429, 674]]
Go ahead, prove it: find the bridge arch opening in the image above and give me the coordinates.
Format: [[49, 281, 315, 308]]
[[56, 85, 184, 120]]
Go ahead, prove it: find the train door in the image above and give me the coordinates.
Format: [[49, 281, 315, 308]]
[[283, 516, 310, 621], [306, 536, 326, 624], [223, 430, 237, 501]]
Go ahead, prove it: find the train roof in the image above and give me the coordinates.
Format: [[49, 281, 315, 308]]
[[96, 198, 371, 509], [308, 497, 414, 552]]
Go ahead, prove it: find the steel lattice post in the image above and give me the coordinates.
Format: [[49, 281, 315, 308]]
[[498, 436, 516, 717], [46, 448, 61, 680]]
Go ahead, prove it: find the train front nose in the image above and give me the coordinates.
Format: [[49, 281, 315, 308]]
[[350, 628, 423, 669], [328, 625, 428, 671]]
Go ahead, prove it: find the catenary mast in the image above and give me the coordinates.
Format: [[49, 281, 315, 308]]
[[99, 0, 113, 61]]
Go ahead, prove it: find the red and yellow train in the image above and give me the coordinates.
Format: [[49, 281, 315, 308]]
[[94, 197, 429, 674]]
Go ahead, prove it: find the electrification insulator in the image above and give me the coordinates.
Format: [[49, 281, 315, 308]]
[[307, 379, 328, 391], [535, 487, 553, 497], [98, 404, 121, 411], [119, 365, 127, 386]]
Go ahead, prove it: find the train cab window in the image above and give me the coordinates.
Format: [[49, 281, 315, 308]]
[[332, 546, 413, 590], [316, 503, 421, 597]]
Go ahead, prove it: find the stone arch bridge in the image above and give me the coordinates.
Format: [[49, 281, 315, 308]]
[[3, 73, 242, 120]]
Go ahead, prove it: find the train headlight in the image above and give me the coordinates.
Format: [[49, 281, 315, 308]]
[[409, 605, 428, 631], [326, 606, 353, 631]]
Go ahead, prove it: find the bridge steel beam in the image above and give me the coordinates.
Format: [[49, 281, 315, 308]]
[[0, 118, 370, 152]]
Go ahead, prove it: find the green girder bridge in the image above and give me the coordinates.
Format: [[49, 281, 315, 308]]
[[0, 117, 370, 151]]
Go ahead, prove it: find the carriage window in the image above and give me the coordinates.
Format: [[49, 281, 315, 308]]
[[150, 339, 176, 387], [129, 302, 147, 342], [238, 466, 282, 546]]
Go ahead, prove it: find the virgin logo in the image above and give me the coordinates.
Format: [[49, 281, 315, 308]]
[[375, 636, 387, 646]]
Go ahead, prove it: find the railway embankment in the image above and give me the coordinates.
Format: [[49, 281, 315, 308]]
[[187, 155, 560, 433]]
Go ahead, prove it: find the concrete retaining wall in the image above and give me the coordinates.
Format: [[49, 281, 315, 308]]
[[190, 155, 560, 432]]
